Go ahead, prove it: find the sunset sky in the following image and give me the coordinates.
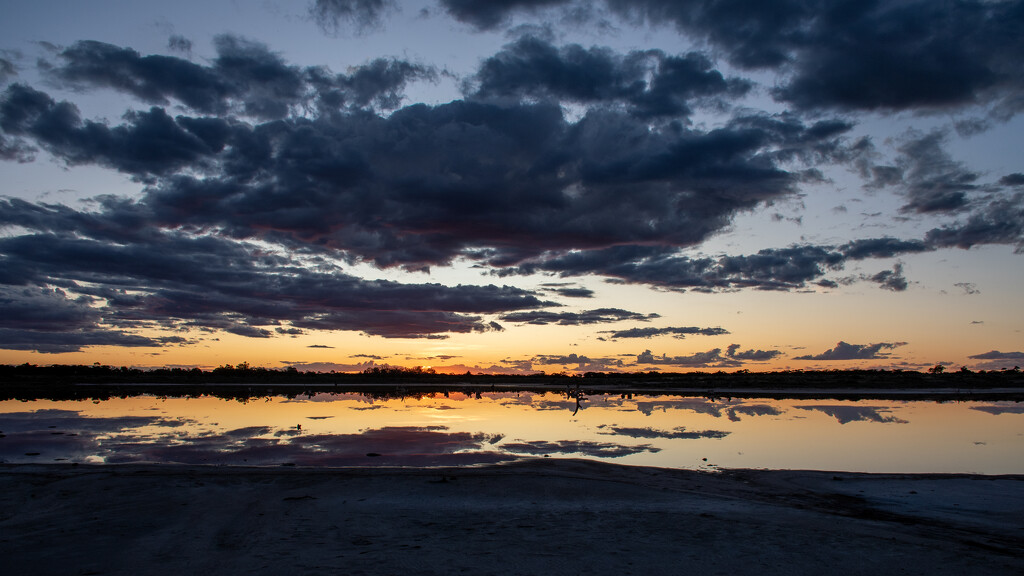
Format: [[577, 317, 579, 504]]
[[0, 0, 1022, 374]]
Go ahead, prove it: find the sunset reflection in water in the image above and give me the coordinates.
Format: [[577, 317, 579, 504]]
[[1, 392, 1021, 474]]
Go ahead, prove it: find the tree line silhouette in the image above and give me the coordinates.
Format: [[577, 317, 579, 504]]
[[0, 362, 1021, 402]]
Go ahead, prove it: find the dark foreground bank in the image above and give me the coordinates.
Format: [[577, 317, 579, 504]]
[[2, 459, 1022, 575]]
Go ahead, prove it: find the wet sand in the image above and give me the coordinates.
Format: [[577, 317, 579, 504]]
[[2, 459, 1022, 575]]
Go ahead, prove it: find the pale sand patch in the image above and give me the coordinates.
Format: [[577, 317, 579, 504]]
[[1, 459, 1022, 575]]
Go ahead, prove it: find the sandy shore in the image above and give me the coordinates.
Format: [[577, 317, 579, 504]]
[[2, 460, 1022, 575]]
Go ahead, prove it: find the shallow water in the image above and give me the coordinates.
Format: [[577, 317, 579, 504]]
[[1, 391, 1022, 473]]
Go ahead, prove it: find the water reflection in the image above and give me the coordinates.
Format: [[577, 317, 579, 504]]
[[1, 392, 1022, 473], [796, 405, 908, 424]]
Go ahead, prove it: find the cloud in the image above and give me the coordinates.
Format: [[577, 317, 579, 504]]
[[3, 61, 852, 270], [867, 263, 908, 292], [469, 35, 749, 118], [500, 307, 658, 325], [924, 191, 1024, 252], [3, 18, 1023, 354], [442, 1, 1024, 117], [864, 131, 981, 214], [439, 0, 570, 30], [540, 284, 594, 298], [601, 326, 728, 339], [38, 37, 433, 121], [603, 0, 1024, 115], [839, 237, 931, 260], [0, 206, 551, 349], [636, 348, 738, 368], [955, 282, 980, 295], [505, 243, 850, 291], [310, 0, 396, 34], [0, 56, 17, 83], [167, 35, 192, 55], [0, 285, 188, 352], [794, 341, 906, 361], [725, 343, 782, 362], [531, 353, 625, 371], [279, 361, 376, 372], [633, 344, 781, 368], [967, 350, 1024, 360], [999, 173, 1024, 187]]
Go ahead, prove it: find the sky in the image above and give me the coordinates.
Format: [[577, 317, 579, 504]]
[[0, 0, 1022, 374]]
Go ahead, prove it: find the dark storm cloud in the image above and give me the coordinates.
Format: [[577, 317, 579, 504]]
[[0, 327, 183, 354], [601, 326, 727, 339], [42, 37, 432, 119], [500, 307, 658, 326], [8, 40, 856, 273], [336, 58, 438, 109], [62, 98, 834, 270], [0, 285, 186, 352], [0, 205, 551, 347], [311, 0, 396, 34], [505, 243, 849, 291], [839, 237, 931, 260], [794, 341, 906, 361], [470, 35, 749, 118], [443, 1, 1024, 115], [0, 131, 35, 162], [606, 0, 1024, 115], [0, 84, 224, 176], [0, 56, 15, 82], [865, 131, 981, 214], [47, 38, 274, 118], [3, 21, 1021, 355], [924, 191, 1024, 252], [439, 0, 569, 30], [0, 285, 100, 331], [503, 230, 951, 292], [999, 173, 1024, 187]]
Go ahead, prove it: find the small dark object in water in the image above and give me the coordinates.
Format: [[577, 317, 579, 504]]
[[281, 462, 296, 467], [366, 452, 381, 457], [832, 475, 843, 481], [25, 452, 41, 456], [701, 457, 707, 461]]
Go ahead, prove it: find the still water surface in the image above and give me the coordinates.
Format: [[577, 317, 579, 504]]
[[2, 391, 1022, 474]]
